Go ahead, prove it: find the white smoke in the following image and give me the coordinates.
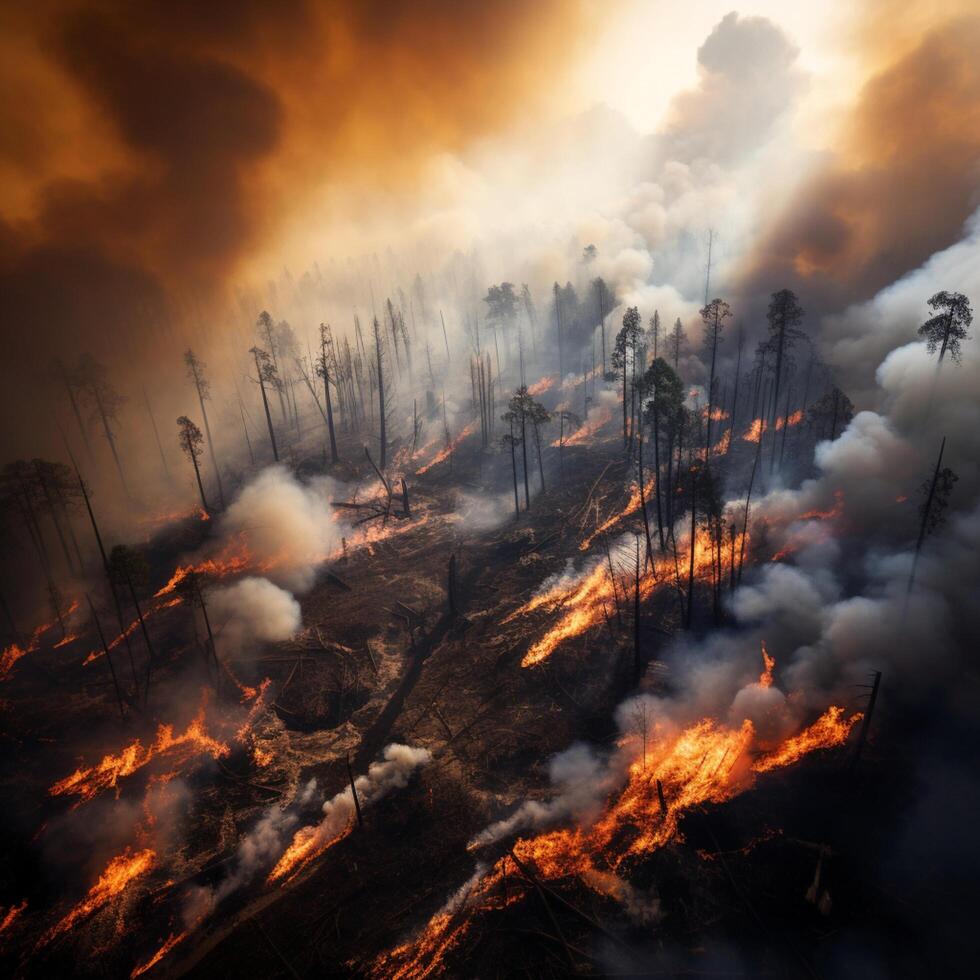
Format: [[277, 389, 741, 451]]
[[470, 743, 616, 847], [208, 576, 302, 653], [295, 743, 432, 859], [219, 465, 345, 593], [182, 743, 430, 928]]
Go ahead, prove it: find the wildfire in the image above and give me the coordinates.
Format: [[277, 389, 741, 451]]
[[579, 479, 654, 552], [742, 418, 767, 443], [154, 537, 255, 597], [49, 694, 229, 805], [0, 599, 79, 680], [552, 404, 612, 447], [759, 642, 775, 688], [776, 409, 805, 430], [83, 598, 182, 667], [130, 931, 189, 978], [416, 421, 477, 475], [511, 525, 742, 668], [38, 847, 156, 946], [376, 703, 861, 978], [267, 821, 352, 884], [526, 375, 555, 396], [752, 706, 861, 772], [0, 900, 26, 936], [799, 489, 845, 522]]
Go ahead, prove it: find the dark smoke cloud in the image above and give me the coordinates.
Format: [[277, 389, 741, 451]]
[[738, 13, 980, 311], [0, 0, 591, 455]]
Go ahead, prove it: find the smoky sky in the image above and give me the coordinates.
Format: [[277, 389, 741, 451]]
[[737, 13, 980, 313], [0, 0, 589, 456]]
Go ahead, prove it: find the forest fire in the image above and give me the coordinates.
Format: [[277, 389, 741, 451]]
[[3, 5, 976, 976], [0, 901, 26, 936], [0, 600, 79, 680], [553, 404, 612, 447], [375, 700, 863, 978], [38, 848, 156, 947], [416, 422, 477, 474], [268, 823, 351, 884], [776, 409, 805, 430], [742, 418, 767, 443], [511, 525, 743, 667], [799, 489, 845, 522], [579, 479, 654, 551], [526, 375, 555, 396], [49, 694, 229, 805], [130, 931, 189, 978]]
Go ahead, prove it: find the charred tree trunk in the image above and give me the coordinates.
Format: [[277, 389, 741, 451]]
[[143, 387, 171, 482], [194, 380, 225, 509], [321, 332, 339, 463], [254, 350, 279, 462], [906, 436, 946, 603], [87, 593, 126, 721]]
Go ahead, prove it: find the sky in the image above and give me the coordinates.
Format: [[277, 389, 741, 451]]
[[1, 0, 979, 463]]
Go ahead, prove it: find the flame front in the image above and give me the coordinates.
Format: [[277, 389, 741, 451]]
[[512, 525, 744, 668], [130, 931, 189, 978], [39, 847, 156, 946], [417, 421, 477, 474], [752, 706, 861, 772], [49, 694, 229, 805], [267, 822, 353, 884], [579, 478, 654, 552], [375, 704, 860, 978], [742, 418, 767, 443]]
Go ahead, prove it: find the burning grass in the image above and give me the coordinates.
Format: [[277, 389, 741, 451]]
[[49, 692, 229, 805], [372, 704, 862, 978]]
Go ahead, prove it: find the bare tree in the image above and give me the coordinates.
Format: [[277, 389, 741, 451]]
[[501, 411, 521, 520], [108, 544, 156, 706], [317, 323, 339, 462], [73, 354, 130, 499], [372, 316, 392, 469], [907, 436, 957, 602], [184, 349, 225, 508], [177, 416, 209, 512], [249, 346, 279, 462]]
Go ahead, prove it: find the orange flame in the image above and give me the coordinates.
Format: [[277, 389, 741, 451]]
[[775, 409, 805, 431], [579, 479, 655, 552], [552, 404, 612, 447], [417, 421, 477, 474], [799, 489, 845, 521], [49, 693, 229, 805], [1, 599, 79, 680], [752, 706, 862, 772], [511, 525, 744, 668], [267, 822, 353, 884], [526, 375, 555, 396], [0, 900, 26, 936], [742, 418, 767, 443], [759, 642, 775, 688], [376, 703, 860, 977], [130, 931, 189, 978], [39, 847, 156, 946]]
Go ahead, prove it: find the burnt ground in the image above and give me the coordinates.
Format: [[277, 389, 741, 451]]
[[1, 423, 977, 979]]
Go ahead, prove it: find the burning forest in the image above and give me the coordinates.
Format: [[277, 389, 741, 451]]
[[2, 3, 980, 978]]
